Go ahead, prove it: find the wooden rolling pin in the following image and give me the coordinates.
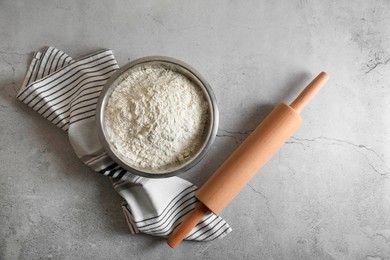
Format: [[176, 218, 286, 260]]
[[167, 72, 329, 248]]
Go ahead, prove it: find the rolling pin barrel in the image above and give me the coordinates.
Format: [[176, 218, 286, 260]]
[[196, 102, 302, 214], [167, 72, 329, 248]]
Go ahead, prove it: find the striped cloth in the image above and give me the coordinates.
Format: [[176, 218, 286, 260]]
[[17, 47, 232, 241]]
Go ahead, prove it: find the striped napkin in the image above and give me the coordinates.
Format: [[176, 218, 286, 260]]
[[17, 47, 232, 241]]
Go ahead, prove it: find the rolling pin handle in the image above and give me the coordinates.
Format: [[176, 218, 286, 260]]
[[167, 202, 210, 248], [290, 72, 329, 113]]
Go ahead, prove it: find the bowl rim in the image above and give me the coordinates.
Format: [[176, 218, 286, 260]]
[[96, 56, 219, 178]]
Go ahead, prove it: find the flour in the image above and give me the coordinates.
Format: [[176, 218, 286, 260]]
[[104, 64, 208, 173]]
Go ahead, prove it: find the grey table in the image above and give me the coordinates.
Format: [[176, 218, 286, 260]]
[[1, 1, 390, 259]]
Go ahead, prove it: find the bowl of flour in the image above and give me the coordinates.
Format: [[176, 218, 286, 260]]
[[96, 56, 218, 178]]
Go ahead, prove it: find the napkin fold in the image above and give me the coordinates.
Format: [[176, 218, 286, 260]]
[[17, 47, 232, 241]]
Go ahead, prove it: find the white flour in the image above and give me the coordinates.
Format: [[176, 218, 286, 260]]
[[104, 64, 208, 173]]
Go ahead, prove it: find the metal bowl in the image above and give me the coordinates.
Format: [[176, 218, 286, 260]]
[[96, 56, 219, 178]]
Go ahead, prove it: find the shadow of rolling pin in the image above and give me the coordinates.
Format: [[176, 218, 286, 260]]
[[167, 72, 329, 248]]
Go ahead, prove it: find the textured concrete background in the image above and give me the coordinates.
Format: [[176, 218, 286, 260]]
[[1, 0, 390, 259]]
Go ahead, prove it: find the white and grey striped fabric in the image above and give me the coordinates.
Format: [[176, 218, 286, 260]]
[[17, 46, 232, 241]]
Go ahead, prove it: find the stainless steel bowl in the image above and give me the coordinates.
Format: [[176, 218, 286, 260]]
[[96, 56, 219, 178]]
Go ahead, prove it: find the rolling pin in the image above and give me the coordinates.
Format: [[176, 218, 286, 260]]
[[167, 72, 329, 248]]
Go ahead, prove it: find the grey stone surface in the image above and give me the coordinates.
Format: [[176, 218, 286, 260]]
[[1, 0, 390, 259]]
